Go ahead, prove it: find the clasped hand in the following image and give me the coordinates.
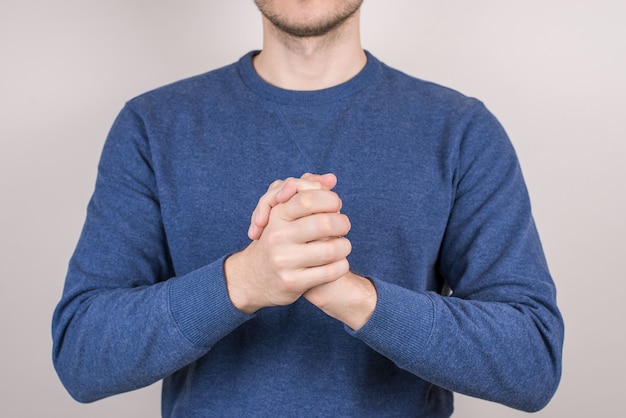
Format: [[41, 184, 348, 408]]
[[224, 173, 376, 330]]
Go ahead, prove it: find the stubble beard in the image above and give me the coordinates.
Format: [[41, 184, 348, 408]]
[[255, 1, 363, 38]]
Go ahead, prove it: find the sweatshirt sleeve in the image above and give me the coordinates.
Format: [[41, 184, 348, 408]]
[[51, 104, 253, 403], [349, 103, 564, 412]]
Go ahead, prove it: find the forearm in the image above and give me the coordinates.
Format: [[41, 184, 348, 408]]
[[350, 277, 563, 412], [52, 258, 252, 402]]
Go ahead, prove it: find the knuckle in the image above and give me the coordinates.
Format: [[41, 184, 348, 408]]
[[295, 191, 315, 212], [319, 242, 339, 264], [341, 260, 350, 276], [257, 195, 274, 210], [318, 238, 351, 264], [340, 214, 351, 234], [270, 252, 290, 271], [321, 259, 349, 281], [269, 179, 284, 190], [264, 229, 287, 247], [341, 237, 352, 257], [331, 193, 343, 211], [315, 214, 350, 237], [314, 216, 334, 236], [284, 177, 298, 187], [280, 273, 300, 292], [336, 258, 350, 276], [337, 257, 350, 271], [281, 177, 299, 195]]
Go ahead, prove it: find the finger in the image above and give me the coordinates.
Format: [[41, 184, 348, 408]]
[[301, 173, 337, 191], [301, 237, 352, 267], [275, 177, 324, 203], [288, 213, 351, 244], [249, 178, 327, 240], [248, 178, 294, 240], [248, 223, 263, 242], [278, 189, 344, 222], [294, 257, 351, 289], [271, 235, 351, 270], [273, 173, 336, 204]]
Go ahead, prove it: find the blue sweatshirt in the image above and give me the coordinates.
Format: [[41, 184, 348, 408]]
[[52, 51, 563, 417]]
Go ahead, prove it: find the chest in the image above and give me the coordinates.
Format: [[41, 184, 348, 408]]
[[151, 109, 455, 288]]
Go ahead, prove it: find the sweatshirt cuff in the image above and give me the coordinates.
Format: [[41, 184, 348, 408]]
[[168, 255, 254, 348], [346, 277, 435, 369]]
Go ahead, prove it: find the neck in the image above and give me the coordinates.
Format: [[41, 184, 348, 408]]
[[253, 11, 366, 91]]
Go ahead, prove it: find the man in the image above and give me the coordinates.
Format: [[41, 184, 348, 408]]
[[52, 1, 564, 416]]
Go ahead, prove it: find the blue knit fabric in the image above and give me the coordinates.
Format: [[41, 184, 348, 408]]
[[52, 51, 563, 417]]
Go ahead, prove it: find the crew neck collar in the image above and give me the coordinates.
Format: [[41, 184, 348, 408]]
[[237, 50, 381, 105]]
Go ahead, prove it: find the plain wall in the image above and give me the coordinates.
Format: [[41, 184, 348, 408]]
[[1, 1, 624, 416]]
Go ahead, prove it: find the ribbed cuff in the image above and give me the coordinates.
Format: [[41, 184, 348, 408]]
[[168, 255, 254, 348], [346, 277, 435, 369]]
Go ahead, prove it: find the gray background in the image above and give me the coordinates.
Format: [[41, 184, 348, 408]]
[[1, 1, 624, 416]]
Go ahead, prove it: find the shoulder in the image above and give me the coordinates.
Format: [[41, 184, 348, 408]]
[[368, 53, 502, 141], [371, 55, 479, 113], [138, 63, 237, 102], [111, 55, 257, 132]]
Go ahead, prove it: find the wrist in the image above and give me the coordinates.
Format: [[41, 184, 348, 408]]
[[223, 250, 259, 314], [305, 271, 377, 331], [342, 272, 377, 330]]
